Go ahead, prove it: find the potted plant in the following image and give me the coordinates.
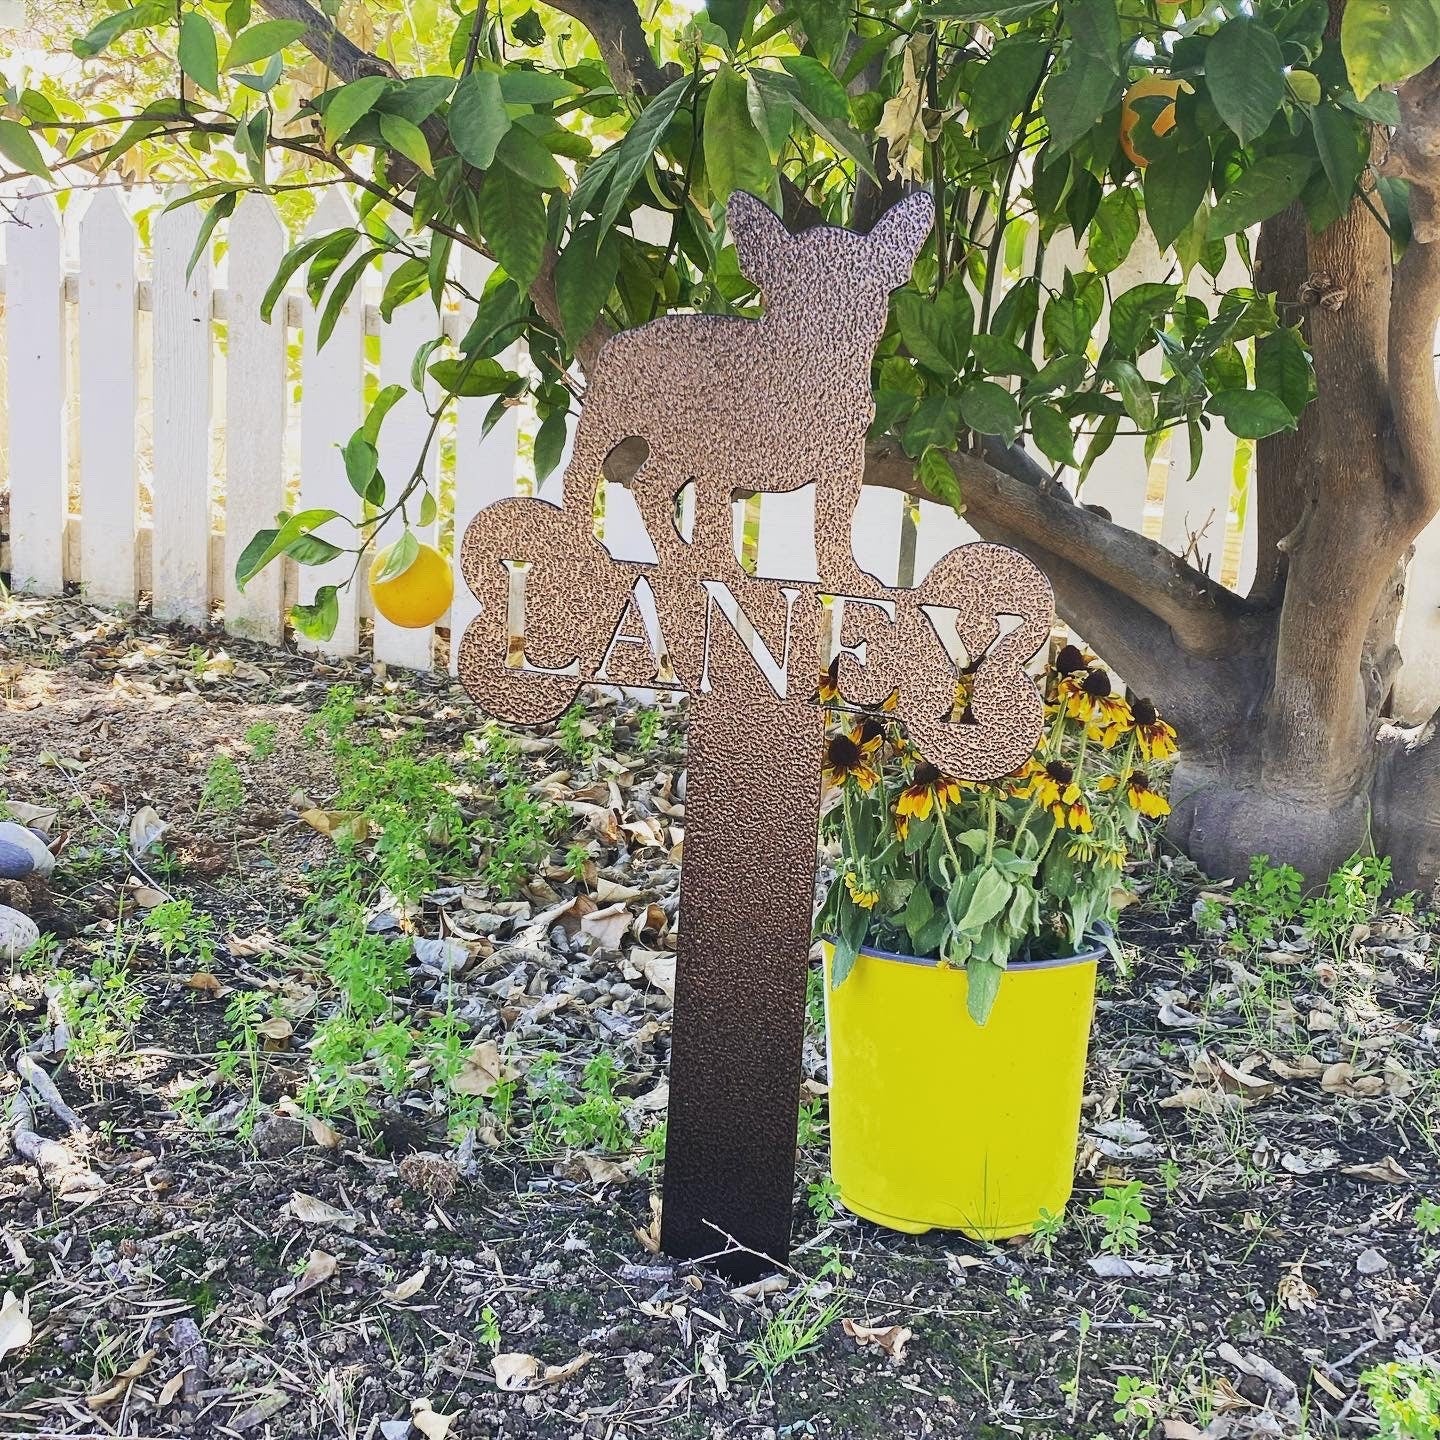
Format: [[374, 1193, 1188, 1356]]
[[815, 644, 1178, 1238]]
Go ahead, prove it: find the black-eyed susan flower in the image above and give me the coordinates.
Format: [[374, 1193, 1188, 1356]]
[[896, 762, 964, 835], [1129, 698, 1178, 762], [1054, 643, 1090, 677], [817, 656, 840, 705], [1098, 769, 1170, 817], [852, 717, 887, 757], [1017, 759, 1093, 832], [823, 732, 879, 791], [1062, 667, 1131, 731], [844, 872, 879, 909]]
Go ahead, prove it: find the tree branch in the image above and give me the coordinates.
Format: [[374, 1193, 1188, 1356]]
[[862, 438, 1267, 660], [542, 0, 679, 96]]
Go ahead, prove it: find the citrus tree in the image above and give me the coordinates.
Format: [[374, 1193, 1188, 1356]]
[[4, 0, 1440, 888]]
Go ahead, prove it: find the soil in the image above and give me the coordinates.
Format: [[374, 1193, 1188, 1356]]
[[2, 590, 1438, 1440]]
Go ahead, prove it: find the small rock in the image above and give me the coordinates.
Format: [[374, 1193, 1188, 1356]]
[[252, 1114, 308, 1158], [0, 905, 41, 962], [0, 822, 53, 881], [1357, 1247, 1389, 1275]]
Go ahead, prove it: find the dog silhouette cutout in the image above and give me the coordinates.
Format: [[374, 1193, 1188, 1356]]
[[561, 189, 935, 590]]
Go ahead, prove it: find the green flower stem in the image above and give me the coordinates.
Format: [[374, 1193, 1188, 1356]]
[[939, 806, 965, 877], [984, 790, 997, 865]]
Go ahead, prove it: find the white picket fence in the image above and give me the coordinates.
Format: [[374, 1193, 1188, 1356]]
[[3, 182, 1440, 721]]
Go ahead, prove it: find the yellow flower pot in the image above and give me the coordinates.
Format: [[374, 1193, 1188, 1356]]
[[822, 941, 1100, 1238]]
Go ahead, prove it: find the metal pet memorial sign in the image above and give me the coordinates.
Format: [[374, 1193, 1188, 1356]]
[[456, 189, 1054, 1277]]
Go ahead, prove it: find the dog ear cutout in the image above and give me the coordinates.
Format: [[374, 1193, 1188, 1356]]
[[867, 191, 936, 290], [728, 190, 789, 292]]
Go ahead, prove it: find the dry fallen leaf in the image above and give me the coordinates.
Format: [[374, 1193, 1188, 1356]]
[[289, 1193, 358, 1232], [182, 972, 224, 996], [491, 1353, 541, 1392], [1159, 1085, 1243, 1114], [842, 1318, 912, 1363], [0, 1291, 32, 1361], [628, 948, 677, 999], [635, 1192, 662, 1254], [129, 805, 169, 855], [579, 902, 631, 952], [1267, 1052, 1325, 1080], [87, 1347, 158, 1409], [300, 808, 371, 844], [1342, 1155, 1411, 1184], [1277, 1261, 1317, 1312], [256, 1016, 293, 1051], [1321, 1062, 1384, 1098], [451, 1041, 519, 1098], [1161, 1422, 1204, 1440], [410, 1398, 455, 1438], [383, 1266, 430, 1303]]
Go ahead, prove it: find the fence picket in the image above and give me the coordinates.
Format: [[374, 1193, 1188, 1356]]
[[224, 195, 288, 643], [151, 191, 214, 624], [77, 189, 138, 607], [372, 254, 439, 671], [298, 191, 365, 657], [450, 248, 521, 674], [5, 184, 67, 594]]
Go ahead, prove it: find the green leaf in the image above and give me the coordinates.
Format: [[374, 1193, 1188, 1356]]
[[1029, 402, 1078, 467], [791, 0, 851, 66], [1107, 281, 1176, 355], [0, 119, 52, 181], [534, 407, 569, 482], [956, 866, 1013, 932], [379, 258, 428, 321], [1043, 49, 1120, 155], [960, 381, 1022, 442], [186, 192, 234, 280], [1311, 105, 1369, 208], [917, 445, 965, 513], [970, 333, 1036, 378], [342, 434, 378, 498], [992, 275, 1039, 344], [1287, 69, 1321, 107], [236, 508, 343, 589], [477, 165, 547, 287], [1087, 188, 1139, 275], [1255, 327, 1312, 417], [428, 356, 521, 396], [449, 70, 511, 169], [322, 75, 390, 146], [495, 123, 567, 190], [74, 0, 169, 58], [373, 528, 419, 582], [498, 69, 577, 104], [224, 18, 306, 70], [291, 586, 341, 642], [928, 0, 1050, 17], [554, 220, 620, 345], [1207, 156, 1317, 239], [1143, 140, 1210, 250], [1342, 0, 1440, 99], [362, 383, 407, 443], [1205, 17, 1284, 145], [379, 113, 433, 175], [893, 278, 973, 377], [708, 0, 752, 50], [1206, 388, 1298, 439], [1104, 359, 1155, 430], [704, 64, 774, 204], [746, 71, 792, 159], [966, 959, 1004, 1025], [970, 36, 1048, 127], [377, 75, 455, 124], [596, 73, 691, 238], [1066, 0, 1121, 74], [315, 249, 374, 349], [902, 394, 962, 456], [178, 11, 221, 95], [778, 54, 849, 121]]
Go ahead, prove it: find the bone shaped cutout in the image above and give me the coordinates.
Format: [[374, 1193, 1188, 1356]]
[[457, 189, 1054, 780]]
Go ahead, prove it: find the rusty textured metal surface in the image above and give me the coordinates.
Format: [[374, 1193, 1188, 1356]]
[[455, 190, 1055, 1279]]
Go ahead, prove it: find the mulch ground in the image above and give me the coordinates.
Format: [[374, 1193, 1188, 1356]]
[[2, 589, 1439, 1440]]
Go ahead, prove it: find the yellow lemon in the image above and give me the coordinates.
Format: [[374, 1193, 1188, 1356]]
[[1120, 76, 1183, 169], [368, 539, 453, 629]]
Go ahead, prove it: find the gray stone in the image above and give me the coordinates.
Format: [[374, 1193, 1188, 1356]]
[[0, 905, 40, 962], [0, 823, 53, 880]]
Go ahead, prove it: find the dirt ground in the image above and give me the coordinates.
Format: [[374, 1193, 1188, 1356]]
[[2, 590, 1439, 1440]]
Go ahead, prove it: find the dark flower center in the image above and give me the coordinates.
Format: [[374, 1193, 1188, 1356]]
[[1130, 770, 1152, 791], [1056, 644, 1086, 674], [858, 718, 885, 747], [914, 762, 942, 787], [1082, 668, 1114, 698], [1132, 697, 1158, 726], [1045, 760, 1074, 785], [827, 735, 862, 769]]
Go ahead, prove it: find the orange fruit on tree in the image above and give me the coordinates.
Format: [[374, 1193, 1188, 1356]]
[[1119, 76, 1183, 168], [368, 538, 454, 629]]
